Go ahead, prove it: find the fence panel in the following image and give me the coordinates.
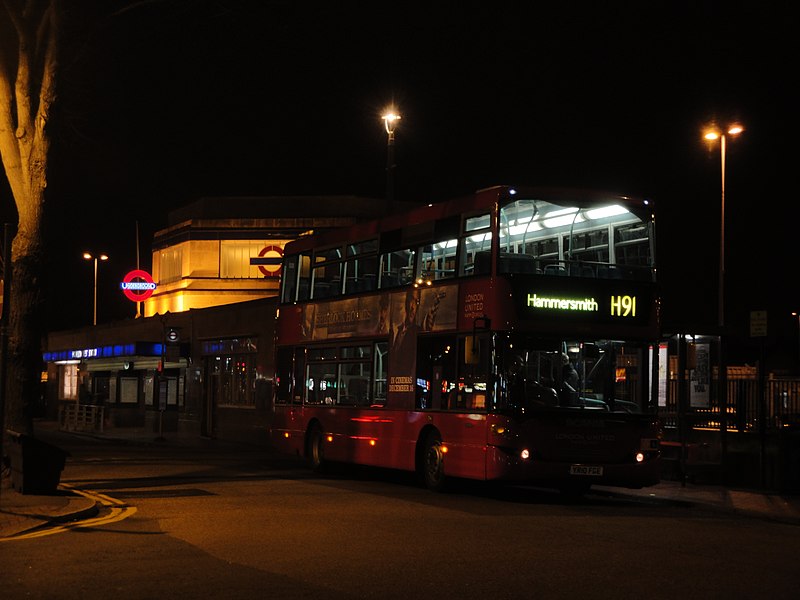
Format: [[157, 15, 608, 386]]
[[59, 403, 104, 433], [659, 371, 800, 434]]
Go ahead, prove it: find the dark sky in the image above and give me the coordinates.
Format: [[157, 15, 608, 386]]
[[1, 1, 797, 353]]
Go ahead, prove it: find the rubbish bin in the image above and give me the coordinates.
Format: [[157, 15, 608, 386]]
[[6, 430, 70, 494]]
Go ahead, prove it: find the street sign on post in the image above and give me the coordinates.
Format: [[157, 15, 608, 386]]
[[750, 310, 767, 337]]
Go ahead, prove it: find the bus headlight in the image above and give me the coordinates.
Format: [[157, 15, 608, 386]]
[[520, 448, 530, 460]]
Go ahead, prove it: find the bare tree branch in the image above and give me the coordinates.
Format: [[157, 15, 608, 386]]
[[35, 0, 57, 142]]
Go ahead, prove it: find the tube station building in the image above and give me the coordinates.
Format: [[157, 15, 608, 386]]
[[42, 195, 396, 444]]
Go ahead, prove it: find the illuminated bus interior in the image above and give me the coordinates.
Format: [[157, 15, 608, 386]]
[[495, 337, 649, 414], [280, 192, 655, 303], [412, 334, 652, 415]]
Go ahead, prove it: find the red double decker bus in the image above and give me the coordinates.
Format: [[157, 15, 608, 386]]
[[271, 185, 662, 493]]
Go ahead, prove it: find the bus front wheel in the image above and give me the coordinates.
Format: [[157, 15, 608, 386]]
[[421, 432, 448, 492], [307, 425, 327, 473]]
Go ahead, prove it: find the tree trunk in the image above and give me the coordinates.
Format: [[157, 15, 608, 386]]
[[5, 216, 46, 435], [2, 124, 49, 435], [0, 1, 58, 436]]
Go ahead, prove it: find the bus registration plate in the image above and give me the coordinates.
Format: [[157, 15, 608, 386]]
[[570, 465, 603, 476]]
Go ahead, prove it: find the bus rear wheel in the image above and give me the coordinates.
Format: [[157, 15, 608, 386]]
[[307, 425, 327, 473], [421, 432, 447, 492]]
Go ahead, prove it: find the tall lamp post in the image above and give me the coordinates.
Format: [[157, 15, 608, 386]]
[[703, 124, 743, 329], [83, 252, 109, 326], [382, 109, 401, 212], [703, 123, 743, 473]]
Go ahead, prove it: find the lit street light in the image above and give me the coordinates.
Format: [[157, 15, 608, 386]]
[[382, 109, 401, 211], [702, 122, 742, 468], [703, 123, 743, 329], [83, 252, 109, 326]]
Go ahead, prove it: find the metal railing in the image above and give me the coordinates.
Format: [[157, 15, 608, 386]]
[[59, 403, 104, 433], [659, 374, 800, 433]]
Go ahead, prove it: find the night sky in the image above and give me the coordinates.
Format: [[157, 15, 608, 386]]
[[1, 2, 797, 360]]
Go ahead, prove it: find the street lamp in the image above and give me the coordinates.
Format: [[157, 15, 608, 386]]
[[83, 252, 109, 326], [703, 123, 743, 329], [702, 123, 742, 463], [382, 109, 401, 211]]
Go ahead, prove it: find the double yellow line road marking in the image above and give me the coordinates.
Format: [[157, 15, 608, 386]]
[[6, 484, 137, 541]]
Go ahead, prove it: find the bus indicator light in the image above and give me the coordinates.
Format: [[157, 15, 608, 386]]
[[326, 435, 333, 442], [369, 439, 376, 446]]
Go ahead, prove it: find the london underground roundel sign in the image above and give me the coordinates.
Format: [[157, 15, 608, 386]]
[[258, 245, 283, 277], [120, 269, 157, 302]]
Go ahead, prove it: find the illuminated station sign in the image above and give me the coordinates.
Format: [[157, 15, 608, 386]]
[[120, 269, 157, 302]]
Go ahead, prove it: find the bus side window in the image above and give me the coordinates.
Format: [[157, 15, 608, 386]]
[[460, 214, 491, 277], [473, 251, 491, 275], [275, 346, 305, 405], [379, 248, 416, 288], [457, 334, 489, 411], [281, 255, 299, 303], [416, 335, 458, 410], [372, 342, 388, 406], [275, 347, 293, 404], [297, 252, 312, 301], [292, 348, 305, 405]]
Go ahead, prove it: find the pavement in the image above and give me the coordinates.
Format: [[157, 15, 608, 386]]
[[2, 421, 800, 539]]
